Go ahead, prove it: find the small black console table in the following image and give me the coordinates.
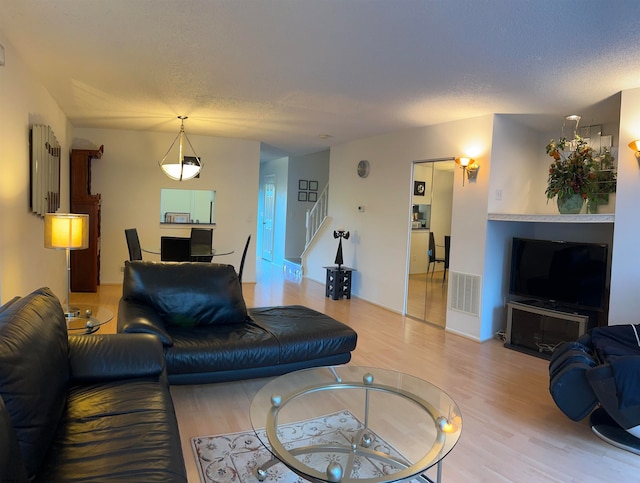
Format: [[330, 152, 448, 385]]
[[323, 266, 355, 300]]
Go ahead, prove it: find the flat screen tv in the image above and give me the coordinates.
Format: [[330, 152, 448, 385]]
[[509, 237, 608, 311]]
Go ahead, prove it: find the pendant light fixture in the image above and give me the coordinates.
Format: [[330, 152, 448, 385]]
[[159, 116, 202, 181]]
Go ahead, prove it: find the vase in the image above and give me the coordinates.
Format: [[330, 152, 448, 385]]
[[587, 200, 598, 214], [557, 194, 584, 214]]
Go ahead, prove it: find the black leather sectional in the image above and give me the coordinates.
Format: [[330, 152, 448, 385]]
[[117, 261, 358, 384], [0, 287, 186, 482]]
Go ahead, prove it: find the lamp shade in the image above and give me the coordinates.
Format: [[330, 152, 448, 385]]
[[160, 156, 201, 181], [44, 213, 89, 250], [455, 157, 474, 167], [159, 117, 202, 181]]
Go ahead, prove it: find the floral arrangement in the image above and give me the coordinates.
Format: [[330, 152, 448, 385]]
[[545, 136, 616, 208]]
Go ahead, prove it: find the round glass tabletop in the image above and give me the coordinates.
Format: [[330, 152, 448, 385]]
[[66, 304, 114, 334], [250, 365, 462, 483]]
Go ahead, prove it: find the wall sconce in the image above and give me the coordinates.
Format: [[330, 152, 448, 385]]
[[628, 140, 640, 164], [455, 157, 480, 186], [159, 116, 202, 181]]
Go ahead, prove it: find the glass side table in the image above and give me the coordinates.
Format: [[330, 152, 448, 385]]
[[66, 304, 114, 334], [250, 365, 462, 483]]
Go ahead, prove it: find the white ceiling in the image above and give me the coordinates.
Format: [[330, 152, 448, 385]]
[[1, 0, 639, 161]]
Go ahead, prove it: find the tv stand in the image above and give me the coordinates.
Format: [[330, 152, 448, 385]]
[[505, 301, 590, 360]]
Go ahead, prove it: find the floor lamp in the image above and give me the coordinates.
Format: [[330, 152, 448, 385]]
[[44, 213, 89, 319]]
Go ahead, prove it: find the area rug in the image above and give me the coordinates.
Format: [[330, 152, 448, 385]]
[[192, 409, 414, 483]]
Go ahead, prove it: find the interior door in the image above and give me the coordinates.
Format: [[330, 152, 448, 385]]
[[262, 175, 275, 262], [405, 159, 455, 327]]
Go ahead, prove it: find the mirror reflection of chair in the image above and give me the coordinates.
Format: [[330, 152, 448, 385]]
[[190, 228, 214, 262], [427, 231, 445, 276], [443, 235, 451, 285], [238, 234, 251, 284], [161, 236, 191, 261], [124, 228, 143, 261]]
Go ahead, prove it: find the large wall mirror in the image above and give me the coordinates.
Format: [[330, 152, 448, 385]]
[[160, 189, 216, 224], [406, 158, 455, 327], [30, 124, 61, 216]]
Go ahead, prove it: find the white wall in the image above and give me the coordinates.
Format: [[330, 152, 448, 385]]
[[285, 150, 329, 260], [430, 168, 453, 245], [0, 32, 72, 304], [609, 88, 640, 325], [489, 116, 545, 214], [304, 116, 495, 341], [73, 127, 260, 284]]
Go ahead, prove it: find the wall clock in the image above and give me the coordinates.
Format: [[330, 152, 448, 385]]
[[357, 160, 370, 178]]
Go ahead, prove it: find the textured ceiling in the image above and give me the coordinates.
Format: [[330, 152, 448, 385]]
[[1, 0, 639, 160]]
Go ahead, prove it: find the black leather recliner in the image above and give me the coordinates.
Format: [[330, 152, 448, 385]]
[[118, 261, 358, 384], [549, 324, 640, 452]]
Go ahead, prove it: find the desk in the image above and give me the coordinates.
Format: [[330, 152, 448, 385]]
[[323, 265, 355, 300]]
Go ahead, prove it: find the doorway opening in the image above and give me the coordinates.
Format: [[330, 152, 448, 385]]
[[405, 158, 455, 327]]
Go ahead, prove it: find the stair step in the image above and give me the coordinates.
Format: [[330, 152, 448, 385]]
[[283, 258, 303, 280]]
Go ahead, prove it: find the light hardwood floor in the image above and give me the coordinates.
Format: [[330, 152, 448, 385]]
[[406, 271, 448, 328], [73, 264, 640, 482]]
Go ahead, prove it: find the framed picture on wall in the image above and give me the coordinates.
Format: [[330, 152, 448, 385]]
[[308, 180, 318, 191], [298, 191, 308, 202], [308, 192, 317, 202], [299, 180, 308, 190], [414, 181, 426, 196]]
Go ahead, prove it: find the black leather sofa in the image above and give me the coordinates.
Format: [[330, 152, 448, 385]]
[[0, 287, 187, 482], [117, 261, 358, 384], [549, 324, 640, 452]]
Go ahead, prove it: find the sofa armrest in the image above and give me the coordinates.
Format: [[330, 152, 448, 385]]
[[68, 334, 165, 383], [118, 299, 173, 346]]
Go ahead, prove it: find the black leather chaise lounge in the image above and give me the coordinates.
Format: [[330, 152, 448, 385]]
[[117, 261, 358, 384]]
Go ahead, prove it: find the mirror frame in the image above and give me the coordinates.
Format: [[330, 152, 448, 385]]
[[30, 125, 61, 217]]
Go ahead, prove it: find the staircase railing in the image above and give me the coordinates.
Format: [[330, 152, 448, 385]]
[[305, 183, 328, 248]]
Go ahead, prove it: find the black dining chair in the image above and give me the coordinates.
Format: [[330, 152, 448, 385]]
[[427, 231, 445, 276], [443, 235, 451, 285], [161, 236, 191, 261], [124, 228, 143, 261], [238, 234, 251, 284], [190, 228, 214, 262]]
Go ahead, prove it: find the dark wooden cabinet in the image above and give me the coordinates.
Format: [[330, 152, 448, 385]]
[[70, 146, 103, 292]]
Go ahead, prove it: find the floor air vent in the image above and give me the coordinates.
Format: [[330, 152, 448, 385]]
[[449, 272, 481, 316]]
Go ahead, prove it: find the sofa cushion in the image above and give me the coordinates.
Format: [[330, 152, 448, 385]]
[[34, 379, 186, 482], [0, 287, 69, 480], [123, 261, 247, 327], [164, 323, 281, 375], [248, 305, 358, 364]]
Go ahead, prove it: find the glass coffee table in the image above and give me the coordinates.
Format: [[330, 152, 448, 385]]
[[66, 304, 113, 334], [250, 365, 462, 483]]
